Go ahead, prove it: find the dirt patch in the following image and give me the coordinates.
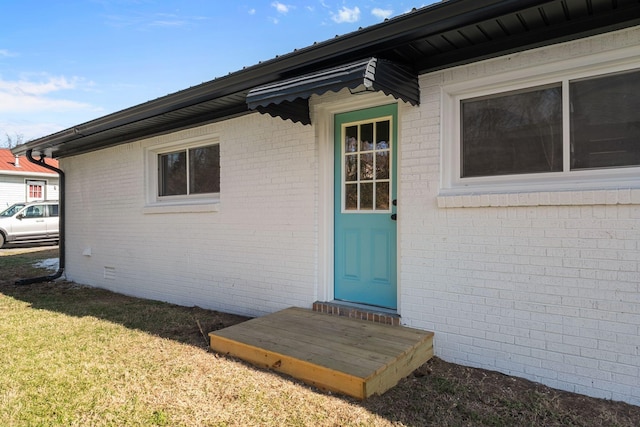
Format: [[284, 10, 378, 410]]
[[365, 357, 640, 426]]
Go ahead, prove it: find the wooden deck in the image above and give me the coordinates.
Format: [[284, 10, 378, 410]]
[[209, 307, 434, 399]]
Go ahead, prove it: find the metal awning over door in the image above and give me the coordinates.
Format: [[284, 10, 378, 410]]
[[246, 57, 419, 125]]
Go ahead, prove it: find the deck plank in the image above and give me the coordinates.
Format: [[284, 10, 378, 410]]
[[209, 307, 434, 399], [244, 313, 415, 360]]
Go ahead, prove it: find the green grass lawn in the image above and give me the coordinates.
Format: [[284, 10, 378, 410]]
[[0, 249, 389, 426], [1, 248, 639, 426]]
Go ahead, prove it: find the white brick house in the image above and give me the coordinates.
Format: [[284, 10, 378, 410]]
[[14, 1, 640, 405]]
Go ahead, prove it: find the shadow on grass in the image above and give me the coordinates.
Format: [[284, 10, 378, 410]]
[[3, 250, 640, 427], [0, 249, 249, 349]]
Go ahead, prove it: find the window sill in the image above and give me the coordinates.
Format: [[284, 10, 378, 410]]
[[142, 201, 220, 214], [437, 188, 640, 208]]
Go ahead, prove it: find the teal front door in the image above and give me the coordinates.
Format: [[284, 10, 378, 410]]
[[334, 104, 397, 309]]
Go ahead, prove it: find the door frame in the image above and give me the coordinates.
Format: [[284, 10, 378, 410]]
[[314, 91, 402, 312]]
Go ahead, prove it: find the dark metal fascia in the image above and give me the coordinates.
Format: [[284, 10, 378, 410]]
[[268, 0, 553, 74], [54, 104, 251, 158]]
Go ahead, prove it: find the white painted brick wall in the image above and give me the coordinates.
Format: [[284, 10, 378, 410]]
[[58, 25, 639, 406], [400, 27, 640, 405], [62, 113, 317, 318]]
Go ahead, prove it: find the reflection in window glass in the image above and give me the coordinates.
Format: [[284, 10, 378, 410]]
[[376, 182, 389, 210], [360, 183, 374, 210], [376, 152, 389, 180], [345, 126, 358, 152], [345, 184, 358, 210], [360, 123, 374, 151], [570, 69, 640, 170], [461, 84, 563, 177], [159, 151, 187, 196], [342, 119, 392, 211], [189, 145, 220, 194], [159, 144, 220, 197], [360, 153, 374, 180], [345, 155, 357, 181]]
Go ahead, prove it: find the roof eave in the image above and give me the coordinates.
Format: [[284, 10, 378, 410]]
[[12, 0, 544, 158], [12, 0, 640, 158]]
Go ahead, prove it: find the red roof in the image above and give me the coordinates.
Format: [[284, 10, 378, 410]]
[[0, 148, 59, 174]]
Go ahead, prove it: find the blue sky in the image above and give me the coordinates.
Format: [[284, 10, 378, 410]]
[[0, 1, 433, 145]]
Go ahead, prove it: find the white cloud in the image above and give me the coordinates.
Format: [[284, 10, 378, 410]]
[[0, 74, 101, 141], [0, 74, 94, 113], [271, 2, 290, 14], [331, 6, 360, 23], [0, 119, 65, 143], [372, 8, 393, 20], [104, 12, 206, 30], [248, 8, 256, 15], [150, 19, 187, 27]]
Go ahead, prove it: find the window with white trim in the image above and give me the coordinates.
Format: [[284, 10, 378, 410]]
[[145, 137, 220, 210], [158, 144, 220, 197], [443, 65, 640, 194], [26, 180, 45, 202]]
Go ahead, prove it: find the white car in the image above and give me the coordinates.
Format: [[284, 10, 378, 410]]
[[0, 201, 59, 248]]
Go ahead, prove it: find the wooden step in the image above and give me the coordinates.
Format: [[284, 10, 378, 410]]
[[209, 307, 434, 399]]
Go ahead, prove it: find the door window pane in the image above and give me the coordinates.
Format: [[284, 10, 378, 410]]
[[461, 84, 563, 177], [360, 123, 374, 151], [376, 182, 390, 210], [570, 69, 640, 170], [360, 153, 374, 180], [345, 126, 358, 152], [342, 118, 392, 212], [376, 152, 389, 180], [345, 154, 357, 181], [376, 121, 390, 149], [345, 184, 358, 210], [360, 183, 373, 210]]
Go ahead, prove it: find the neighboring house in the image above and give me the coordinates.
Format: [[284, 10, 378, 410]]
[[13, 1, 640, 405], [0, 148, 59, 210]]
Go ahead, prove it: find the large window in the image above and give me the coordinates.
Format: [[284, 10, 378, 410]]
[[158, 144, 220, 197], [461, 84, 563, 177], [570, 70, 640, 170], [448, 66, 640, 192]]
